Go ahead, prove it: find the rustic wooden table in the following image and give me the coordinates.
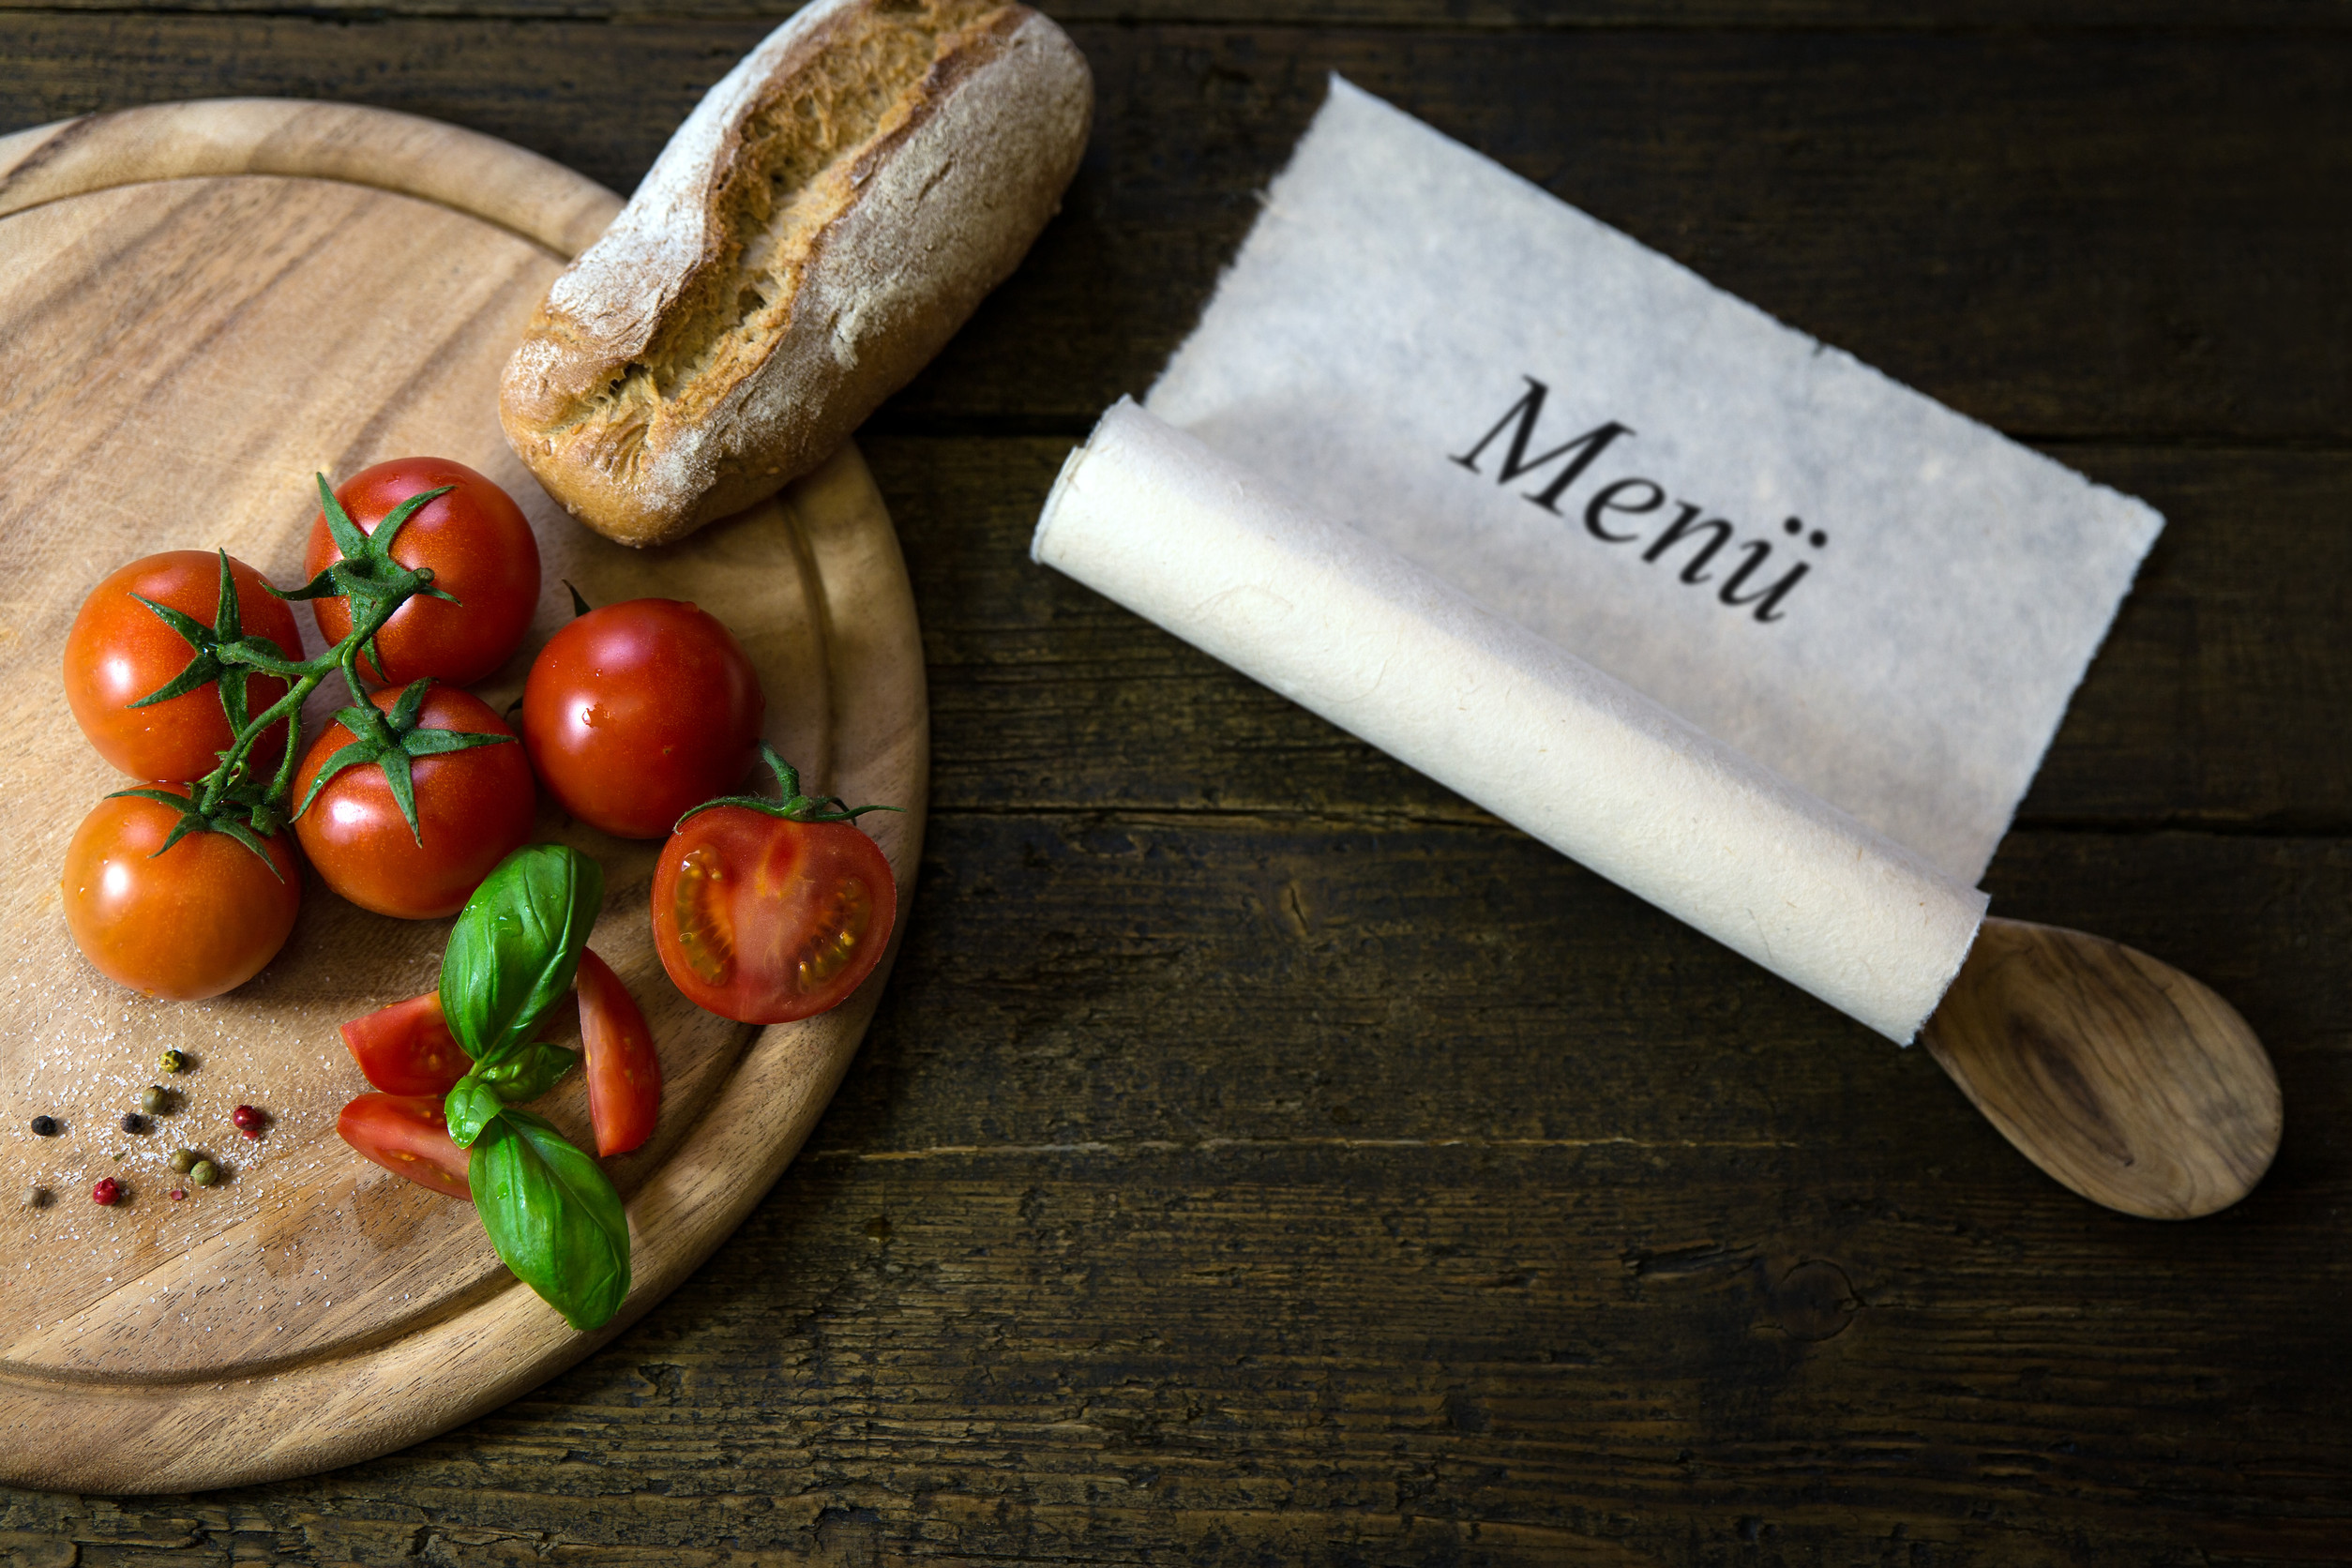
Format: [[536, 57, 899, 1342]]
[[4, 2, 2347, 1562]]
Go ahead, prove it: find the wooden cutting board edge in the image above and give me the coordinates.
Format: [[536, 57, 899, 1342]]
[[0, 99, 932, 1494]]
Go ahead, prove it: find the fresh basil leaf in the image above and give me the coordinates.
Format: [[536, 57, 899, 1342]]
[[469, 1109, 630, 1331], [444, 1076, 507, 1150], [481, 1042, 580, 1104], [441, 845, 604, 1064]]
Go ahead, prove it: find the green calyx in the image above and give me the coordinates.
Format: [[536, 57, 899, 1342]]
[[270, 478, 457, 685], [294, 676, 513, 846], [107, 785, 288, 882], [672, 743, 903, 833], [124, 475, 471, 869]]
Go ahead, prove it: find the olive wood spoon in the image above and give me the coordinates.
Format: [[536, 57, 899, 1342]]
[[1919, 916, 2282, 1219]]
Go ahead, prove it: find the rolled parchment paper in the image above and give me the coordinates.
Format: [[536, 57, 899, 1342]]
[[1033, 400, 1989, 1044]]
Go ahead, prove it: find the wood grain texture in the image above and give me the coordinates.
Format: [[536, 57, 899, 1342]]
[[0, 99, 927, 1493], [0, 4, 2345, 1563], [1921, 918, 2282, 1220]]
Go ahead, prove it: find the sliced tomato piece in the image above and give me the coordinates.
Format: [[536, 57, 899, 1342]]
[[341, 991, 471, 1095], [338, 1092, 471, 1201], [576, 948, 660, 1157]]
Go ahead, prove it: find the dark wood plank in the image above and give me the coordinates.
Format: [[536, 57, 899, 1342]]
[[0, 17, 2347, 444], [3, 822, 2346, 1562]]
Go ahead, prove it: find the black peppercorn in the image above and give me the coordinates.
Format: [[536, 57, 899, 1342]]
[[30, 1115, 57, 1137], [121, 1112, 147, 1135]]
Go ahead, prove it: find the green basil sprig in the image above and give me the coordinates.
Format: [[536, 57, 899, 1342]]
[[470, 1109, 631, 1333], [430, 843, 631, 1332], [442, 844, 603, 1065], [445, 1042, 581, 1148]]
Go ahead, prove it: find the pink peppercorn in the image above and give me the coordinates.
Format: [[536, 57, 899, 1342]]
[[232, 1105, 265, 1138], [170, 1189, 188, 1201], [91, 1177, 123, 1206]]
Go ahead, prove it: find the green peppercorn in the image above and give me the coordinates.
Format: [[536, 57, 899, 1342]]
[[140, 1085, 167, 1115], [188, 1159, 218, 1187], [169, 1148, 197, 1174], [158, 1048, 187, 1074]]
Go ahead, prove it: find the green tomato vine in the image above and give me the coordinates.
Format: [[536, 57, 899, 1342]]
[[114, 476, 512, 870]]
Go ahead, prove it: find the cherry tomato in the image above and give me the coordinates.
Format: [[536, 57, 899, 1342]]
[[576, 948, 660, 1156], [293, 683, 536, 919], [63, 550, 302, 781], [306, 457, 541, 688], [650, 807, 897, 1024], [338, 1093, 471, 1200], [341, 990, 470, 1095], [59, 787, 301, 1001], [522, 599, 765, 839]]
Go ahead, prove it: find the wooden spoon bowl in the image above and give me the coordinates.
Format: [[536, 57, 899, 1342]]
[[1921, 916, 2282, 1219]]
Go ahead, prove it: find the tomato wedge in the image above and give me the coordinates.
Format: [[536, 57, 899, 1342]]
[[341, 991, 470, 1095], [338, 1092, 471, 1200], [576, 948, 660, 1157]]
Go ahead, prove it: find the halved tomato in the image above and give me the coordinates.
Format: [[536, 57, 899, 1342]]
[[575, 949, 660, 1156], [341, 991, 470, 1095], [338, 1092, 471, 1200]]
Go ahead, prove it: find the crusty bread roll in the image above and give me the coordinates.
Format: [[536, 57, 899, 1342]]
[[500, 0, 1092, 547]]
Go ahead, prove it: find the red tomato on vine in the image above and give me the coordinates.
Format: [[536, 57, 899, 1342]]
[[521, 598, 765, 840], [59, 786, 302, 1000], [293, 682, 536, 919], [62, 550, 302, 781], [305, 458, 540, 688]]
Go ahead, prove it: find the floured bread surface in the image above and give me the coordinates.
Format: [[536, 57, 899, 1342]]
[[501, 0, 1092, 546]]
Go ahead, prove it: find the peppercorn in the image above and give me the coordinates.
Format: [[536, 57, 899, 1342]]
[[232, 1105, 264, 1138], [140, 1085, 168, 1115], [169, 1148, 197, 1174], [170, 1188, 187, 1201], [158, 1048, 186, 1074], [188, 1160, 218, 1187], [91, 1177, 123, 1206], [30, 1115, 57, 1137], [23, 1184, 45, 1209], [121, 1112, 147, 1135]]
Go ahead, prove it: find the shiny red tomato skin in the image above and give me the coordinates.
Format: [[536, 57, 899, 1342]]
[[341, 990, 470, 1095], [64, 550, 302, 781], [293, 683, 536, 919], [306, 458, 540, 688], [338, 1093, 471, 1200], [650, 807, 897, 1025], [521, 599, 764, 839], [575, 948, 660, 1155], [60, 787, 302, 1001]]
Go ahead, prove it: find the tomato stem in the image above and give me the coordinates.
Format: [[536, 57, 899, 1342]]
[[158, 476, 454, 858], [671, 742, 903, 832]]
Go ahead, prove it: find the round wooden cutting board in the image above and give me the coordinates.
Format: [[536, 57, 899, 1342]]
[[0, 100, 928, 1493]]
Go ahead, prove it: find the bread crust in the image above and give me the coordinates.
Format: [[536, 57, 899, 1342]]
[[500, 0, 1092, 547]]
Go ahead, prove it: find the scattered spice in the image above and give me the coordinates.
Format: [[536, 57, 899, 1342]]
[[169, 1148, 197, 1174], [170, 1188, 188, 1201], [188, 1160, 218, 1187], [121, 1112, 147, 1135], [140, 1085, 168, 1115], [30, 1115, 57, 1137], [158, 1048, 187, 1074], [232, 1105, 265, 1139], [22, 1184, 44, 1209], [91, 1177, 123, 1206]]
